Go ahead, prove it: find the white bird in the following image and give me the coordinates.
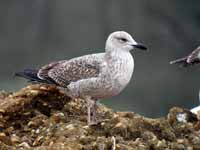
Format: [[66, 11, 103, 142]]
[[190, 89, 200, 114], [15, 31, 147, 125]]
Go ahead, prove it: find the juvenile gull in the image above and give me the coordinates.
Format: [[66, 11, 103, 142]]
[[15, 31, 147, 124], [170, 46, 200, 114]]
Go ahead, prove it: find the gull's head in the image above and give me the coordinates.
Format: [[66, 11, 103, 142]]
[[105, 31, 147, 52]]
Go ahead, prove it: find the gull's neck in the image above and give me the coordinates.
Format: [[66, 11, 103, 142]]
[[105, 48, 131, 61], [105, 48, 134, 74]]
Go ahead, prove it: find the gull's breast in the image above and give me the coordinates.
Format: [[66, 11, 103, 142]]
[[103, 52, 134, 97]]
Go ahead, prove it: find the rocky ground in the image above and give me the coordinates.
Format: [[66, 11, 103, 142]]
[[0, 84, 199, 149]]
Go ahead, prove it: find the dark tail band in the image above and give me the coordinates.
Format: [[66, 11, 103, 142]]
[[15, 68, 47, 83], [15, 68, 59, 85]]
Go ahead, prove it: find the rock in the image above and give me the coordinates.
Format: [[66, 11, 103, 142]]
[[0, 84, 199, 149], [10, 134, 20, 144], [18, 142, 31, 149]]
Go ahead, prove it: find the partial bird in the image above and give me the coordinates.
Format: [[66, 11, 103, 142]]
[[15, 31, 147, 125], [170, 46, 200, 114], [170, 46, 200, 67]]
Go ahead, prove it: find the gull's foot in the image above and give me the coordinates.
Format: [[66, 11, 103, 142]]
[[88, 121, 98, 126], [88, 119, 110, 126]]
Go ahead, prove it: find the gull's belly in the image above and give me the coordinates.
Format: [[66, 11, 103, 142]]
[[67, 73, 132, 99]]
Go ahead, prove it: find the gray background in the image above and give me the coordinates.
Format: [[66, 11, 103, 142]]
[[0, 0, 200, 117]]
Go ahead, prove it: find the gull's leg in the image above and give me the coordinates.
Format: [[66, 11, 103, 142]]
[[86, 97, 92, 125], [91, 99, 98, 124]]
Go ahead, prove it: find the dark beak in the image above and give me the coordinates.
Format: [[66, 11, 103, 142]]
[[132, 43, 148, 51]]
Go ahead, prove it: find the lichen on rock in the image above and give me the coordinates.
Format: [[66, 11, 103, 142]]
[[0, 84, 199, 149]]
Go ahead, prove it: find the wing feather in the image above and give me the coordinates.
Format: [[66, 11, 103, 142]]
[[38, 53, 104, 87], [48, 60, 100, 87], [170, 46, 200, 67], [187, 46, 200, 64]]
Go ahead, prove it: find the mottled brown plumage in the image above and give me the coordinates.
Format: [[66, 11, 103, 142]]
[[47, 59, 100, 87], [37, 61, 65, 85]]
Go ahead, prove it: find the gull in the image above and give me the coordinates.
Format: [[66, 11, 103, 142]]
[[170, 46, 200, 67], [170, 46, 200, 114], [15, 31, 147, 124]]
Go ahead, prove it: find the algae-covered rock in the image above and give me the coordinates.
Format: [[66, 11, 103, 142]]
[[0, 84, 199, 149]]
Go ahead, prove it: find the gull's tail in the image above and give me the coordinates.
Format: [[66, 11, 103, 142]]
[[15, 68, 46, 83], [15, 68, 59, 85]]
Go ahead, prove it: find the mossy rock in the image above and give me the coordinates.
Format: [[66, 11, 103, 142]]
[[0, 84, 199, 149]]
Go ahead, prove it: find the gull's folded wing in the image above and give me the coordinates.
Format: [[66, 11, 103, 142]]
[[38, 53, 103, 87]]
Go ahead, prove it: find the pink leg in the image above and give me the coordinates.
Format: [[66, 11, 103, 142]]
[[86, 97, 92, 125], [91, 99, 98, 124]]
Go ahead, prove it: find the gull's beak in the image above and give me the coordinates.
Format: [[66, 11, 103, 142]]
[[132, 43, 148, 51]]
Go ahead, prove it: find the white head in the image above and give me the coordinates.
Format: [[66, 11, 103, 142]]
[[105, 31, 147, 52]]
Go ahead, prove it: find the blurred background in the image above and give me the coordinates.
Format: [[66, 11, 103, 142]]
[[0, 0, 200, 117]]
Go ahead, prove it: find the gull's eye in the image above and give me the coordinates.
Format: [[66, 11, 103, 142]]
[[119, 38, 128, 42]]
